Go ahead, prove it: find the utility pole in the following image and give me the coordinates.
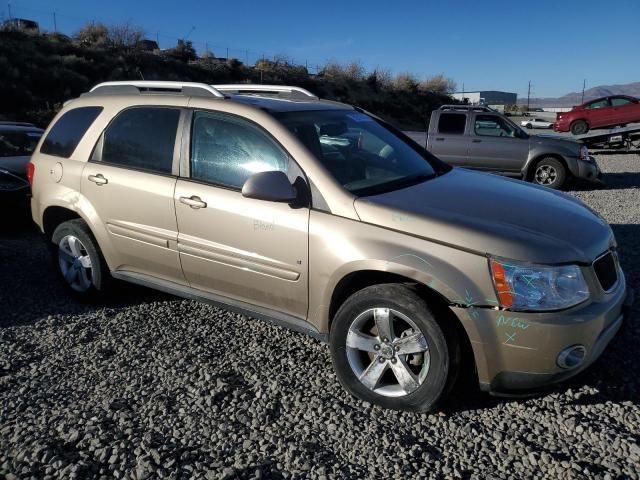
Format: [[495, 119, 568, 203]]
[[245, 49, 249, 65], [581, 79, 586, 103], [53, 11, 57, 32], [226, 47, 229, 59], [8, 2, 12, 19], [527, 80, 531, 112]]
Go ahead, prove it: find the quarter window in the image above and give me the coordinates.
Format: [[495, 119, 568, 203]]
[[40, 107, 103, 158], [190, 110, 289, 189], [101, 107, 180, 175], [438, 113, 466, 134]]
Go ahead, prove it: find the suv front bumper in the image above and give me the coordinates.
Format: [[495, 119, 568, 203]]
[[575, 156, 602, 183], [452, 279, 632, 395]]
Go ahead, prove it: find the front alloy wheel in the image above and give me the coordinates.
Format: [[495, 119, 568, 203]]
[[330, 284, 457, 411], [346, 307, 430, 397], [532, 157, 566, 189]]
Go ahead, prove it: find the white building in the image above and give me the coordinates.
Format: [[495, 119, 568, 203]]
[[451, 90, 517, 106]]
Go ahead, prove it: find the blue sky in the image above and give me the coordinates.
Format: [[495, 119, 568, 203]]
[[5, 0, 640, 97]]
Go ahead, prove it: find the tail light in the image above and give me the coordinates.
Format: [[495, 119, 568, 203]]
[[26, 161, 35, 186]]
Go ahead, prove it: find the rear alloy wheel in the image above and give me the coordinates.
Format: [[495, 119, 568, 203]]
[[51, 219, 112, 297], [570, 120, 589, 135], [330, 284, 457, 411], [532, 157, 566, 189]]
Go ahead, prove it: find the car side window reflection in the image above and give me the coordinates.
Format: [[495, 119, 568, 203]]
[[190, 111, 290, 189], [474, 115, 516, 137]]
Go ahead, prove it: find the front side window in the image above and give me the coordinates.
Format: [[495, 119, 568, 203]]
[[474, 115, 517, 137], [275, 109, 439, 196], [611, 97, 633, 106], [0, 130, 42, 157], [40, 107, 102, 158], [101, 107, 180, 175], [586, 99, 610, 109], [438, 113, 466, 134], [190, 110, 289, 189]]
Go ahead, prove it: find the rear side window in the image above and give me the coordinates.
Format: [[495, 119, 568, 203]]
[[40, 107, 103, 158], [190, 110, 289, 189], [611, 97, 632, 106], [101, 107, 180, 175], [438, 113, 466, 134], [0, 130, 42, 157]]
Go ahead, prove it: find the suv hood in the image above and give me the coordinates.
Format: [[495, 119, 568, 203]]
[[530, 134, 581, 152], [354, 168, 613, 264]]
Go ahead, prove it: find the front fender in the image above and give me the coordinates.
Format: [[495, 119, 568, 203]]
[[308, 211, 499, 333]]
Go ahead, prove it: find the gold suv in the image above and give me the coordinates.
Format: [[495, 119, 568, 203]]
[[29, 81, 633, 411]]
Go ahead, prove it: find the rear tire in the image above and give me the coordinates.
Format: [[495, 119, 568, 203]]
[[51, 219, 112, 298], [570, 120, 589, 135], [532, 157, 566, 189], [329, 284, 458, 412]]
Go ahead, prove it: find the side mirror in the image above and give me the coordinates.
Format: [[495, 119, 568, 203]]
[[242, 170, 297, 203]]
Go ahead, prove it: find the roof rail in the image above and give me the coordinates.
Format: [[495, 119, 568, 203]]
[[213, 84, 318, 100], [438, 104, 493, 112], [89, 81, 225, 98]]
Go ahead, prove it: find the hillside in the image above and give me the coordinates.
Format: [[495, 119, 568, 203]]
[[519, 81, 640, 107], [0, 30, 451, 130]]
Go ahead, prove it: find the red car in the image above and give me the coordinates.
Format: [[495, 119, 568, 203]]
[[554, 95, 640, 135]]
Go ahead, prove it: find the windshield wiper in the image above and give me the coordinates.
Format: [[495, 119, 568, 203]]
[[393, 171, 437, 188]]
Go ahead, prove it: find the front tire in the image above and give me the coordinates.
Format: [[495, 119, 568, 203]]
[[532, 157, 566, 189], [51, 219, 112, 298], [570, 120, 589, 135], [329, 284, 457, 412], [526, 123, 533, 129]]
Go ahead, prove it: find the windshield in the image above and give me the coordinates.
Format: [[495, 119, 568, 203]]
[[0, 130, 42, 158], [274, 109, 443, 196]]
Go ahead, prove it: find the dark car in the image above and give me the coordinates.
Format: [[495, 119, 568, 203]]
[[554, 95, 640, 135], [0, 123, 43, 211], [0, 123, 44, 177]]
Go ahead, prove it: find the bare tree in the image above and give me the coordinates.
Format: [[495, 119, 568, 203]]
[[74, 22, 109, 47], [108, 22, 144, 48], [419, 74, 457, 95], [393, 72, 419, 91]]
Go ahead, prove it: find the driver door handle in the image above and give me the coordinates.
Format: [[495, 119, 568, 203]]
[[88, 173, 108, 185], [472, 139, 482, 143], [179, 195, 207, 209], [435, 137, 445, 141]]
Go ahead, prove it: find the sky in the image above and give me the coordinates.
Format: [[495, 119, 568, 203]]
[[4, 0, 640, 98]]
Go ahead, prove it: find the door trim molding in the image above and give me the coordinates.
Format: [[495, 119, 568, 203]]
[[111, 270, 326, 342]]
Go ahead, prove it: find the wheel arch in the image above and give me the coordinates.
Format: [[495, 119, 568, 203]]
[[524, 152, 571, 180], [327, 269, 476, 385]]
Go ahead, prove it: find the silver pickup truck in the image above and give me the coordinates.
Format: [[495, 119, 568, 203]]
[[425, 105, 601, 189]]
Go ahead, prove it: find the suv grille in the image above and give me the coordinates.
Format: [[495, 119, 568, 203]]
[[593, 251, 618, 291]]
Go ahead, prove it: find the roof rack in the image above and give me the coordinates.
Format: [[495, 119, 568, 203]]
[[213, 84, 318, 100], [88, 81, 225, 98], [438, 104, 494, 112]]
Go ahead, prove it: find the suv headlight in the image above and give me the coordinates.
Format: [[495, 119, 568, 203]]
[[579, 145, 589, 160], [489, 258, 589, 311]]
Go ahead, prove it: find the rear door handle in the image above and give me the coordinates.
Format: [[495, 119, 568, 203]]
[[435, 137, 445, 141], [88, 173, 108, 185], [472, 139, 482, 143], [179, 195, 207, 209]]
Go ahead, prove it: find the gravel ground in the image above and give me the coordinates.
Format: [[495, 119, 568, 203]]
[[1, 151, 639, 480]]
